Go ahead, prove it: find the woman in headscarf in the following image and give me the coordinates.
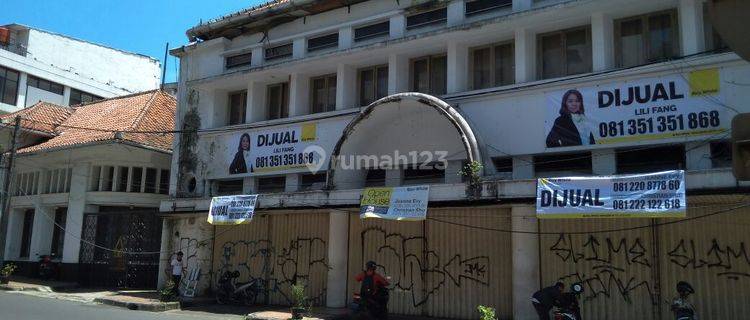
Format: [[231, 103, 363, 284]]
[[546, 89, 596, 148]]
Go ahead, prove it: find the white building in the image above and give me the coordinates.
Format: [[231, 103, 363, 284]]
[[162, 1, 749, 319], [0, 24, 161, 114], [0, 90, 175, 288]]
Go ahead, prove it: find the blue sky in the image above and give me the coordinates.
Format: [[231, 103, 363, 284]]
[[3, 0, 265, 83]]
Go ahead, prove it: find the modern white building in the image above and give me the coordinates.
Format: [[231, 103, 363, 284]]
[[0, 23, 161, 114], [162, 1, 749, 319]]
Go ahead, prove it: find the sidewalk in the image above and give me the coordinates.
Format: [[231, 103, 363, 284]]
[[0, 276, 78, 292]]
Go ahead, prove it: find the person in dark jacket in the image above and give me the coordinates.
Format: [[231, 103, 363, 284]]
[[229, 133, 254, 174], [546, 89, 596, 148], [531, 282, 565, 320]]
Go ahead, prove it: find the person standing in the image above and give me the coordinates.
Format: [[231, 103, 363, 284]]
[[531, 282, 565, 320], [169, 251, 185, 296]]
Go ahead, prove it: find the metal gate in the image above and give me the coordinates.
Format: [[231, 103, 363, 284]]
[[79, 210, 162, 288]]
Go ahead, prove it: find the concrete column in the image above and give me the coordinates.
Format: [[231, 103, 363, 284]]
[[513, 0, 533, 12], [285, 174, 301, 192], [16, 72, 28, 108], [389, 14, 406, 39], [447, 0, 466, 27], [511, 205, 540, 320], [243, 177, 256, 194], [447, 41, 469, 94], [4, 209, 24, 260], [247, 81, 267, 122], [686, 141, 712, 170], [157, 219, 173, 289], [62, 86, 72, 107], [512, 155, 534, 180], [445, 160, 464, 184], [385, 169, 403, 187], [289, 73, 310, 117], [388, 54, 409, 94], [293, 37, 306, 59], [591, 149, 616, 175], [336, 64, 357, 110], [679, 0, 706, 55], [514, 28, 536, 83], [325, 210, 349, 307], [251, 47, 264, 66], [339, 26, 354, 50], [28, 205, 54, 260], [61, 163, 89, 264], [591, 12, 615, 72]]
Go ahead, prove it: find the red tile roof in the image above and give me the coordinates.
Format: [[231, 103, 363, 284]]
[[15, 90, 175, 154], [0, 102, 73, 135]]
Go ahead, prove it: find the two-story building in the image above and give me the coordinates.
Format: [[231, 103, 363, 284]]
[[161, 0, 749, 319]]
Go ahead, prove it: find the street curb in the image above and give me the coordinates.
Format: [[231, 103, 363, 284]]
[[94, 297, 180, 312], [0, 284, 53, 292]]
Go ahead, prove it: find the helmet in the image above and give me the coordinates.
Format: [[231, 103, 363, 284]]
[[366, 261, 377, 270], [676, 281, 694, 294], [570, 282, 584, 294]]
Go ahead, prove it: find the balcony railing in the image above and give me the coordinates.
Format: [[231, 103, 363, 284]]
[[0, 42, 27, 56]]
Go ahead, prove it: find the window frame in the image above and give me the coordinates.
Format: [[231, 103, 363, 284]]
[[614, 9, 680, 68], [69, 88, 102, 106], [307, 33, 339, 52], [537, 26, 593, 79], [27, 75, 64, 95], [227, 90, 248, 125], [265, 43, 293, 61], [410, 54, 448, 95], [310, 74, 337, 113], [406, 7, 448, 30], [354, 21, 390, 42], [257, 176, 286, 193], [0, 66, 19, 105], [357, 65, 389, 107], [465, 0, 512, 16], [225, 52, 253, 69], [267, 82, 290, 120], [469, 40, 515, 89], [20, 209, 35, 258]]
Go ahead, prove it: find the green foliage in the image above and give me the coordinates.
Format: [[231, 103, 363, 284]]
[[159, 280, 176, 301], [0, 263, 17, 277], [457, 161, 483, 184], [477, 305, 497, 320], [290, 282, 309, 309]]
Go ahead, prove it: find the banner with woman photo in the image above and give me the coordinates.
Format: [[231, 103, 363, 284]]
[[544, 68, 729, 148]]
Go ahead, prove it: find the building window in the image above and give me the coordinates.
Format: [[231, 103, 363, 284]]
[[216, 179, 243, 195], [534, 152, 592, 177], [20, 209, 34, 258], [470, 41, 514, 89], [267, 83, 289, 120], [365, 169, 386, 187], [101, 166, 114, 191], [0, 66, 19, 105], [130, 167, 143, 192], [615, 10, 679, 68], [359, 65, 388, 106], [89, 166, 101, 192], [144, 168, 158, 193], [228, 90, 247, 125], [703, 4, 729, 52], [226, 52, 253, 69], [465, 0, 512, 16], [117, 167, 130, 192], [710, 140, 732, 168], [27, 75, 64, 95], [308, 33, 339, 52], [355, 21, 390, 42], [69, 88, 102, 106], [616, 145, 685, 174], [300, 173, 326, 191], [50, 208, 67, 259], [265, 43, 293, 61], [159, 169, 170, 195], [257, 176, 286, 193], [403, 164, 445, 185], [311, 74, 337, 113], [406, 7, 448, 30], [492, 157, 513, 179], [539, 26, 592, 79], [412, 55, 447, 95]]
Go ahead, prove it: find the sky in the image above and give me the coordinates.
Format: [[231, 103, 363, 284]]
[[3, 0, 266, 83]]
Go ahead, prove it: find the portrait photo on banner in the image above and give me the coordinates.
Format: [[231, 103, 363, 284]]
[[229, 132, 254, 175], [545, 88, 597, 148]]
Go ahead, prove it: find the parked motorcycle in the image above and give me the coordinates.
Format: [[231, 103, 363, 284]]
[[215, 270, 262, 305], [553, 283, 584, 320], [38, 255, 56, 280], [350, 290, 389, 319]]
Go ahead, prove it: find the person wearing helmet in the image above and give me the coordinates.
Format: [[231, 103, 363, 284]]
[[531, 282, 565, 320], [355, 261, 390, 319], [671, 281, 697, 320]]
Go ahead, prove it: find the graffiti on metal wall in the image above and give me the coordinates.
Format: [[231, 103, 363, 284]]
[[668, 239, 750, 280], [548, 233, 657, 304], [176, 237, 200, 273], [360, 227, 490, 307], [217, 237, 329, 305]]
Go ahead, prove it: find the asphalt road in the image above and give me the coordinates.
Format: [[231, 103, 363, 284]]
[[0, 291, 245, 320]]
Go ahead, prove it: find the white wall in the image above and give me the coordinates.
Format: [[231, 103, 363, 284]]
[[24, 86, 64, 107]]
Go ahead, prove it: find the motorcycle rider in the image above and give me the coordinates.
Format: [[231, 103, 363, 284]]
[[355, 261, 390, 319], [671, 281, 697, 320], [531, 282, 565, 320]]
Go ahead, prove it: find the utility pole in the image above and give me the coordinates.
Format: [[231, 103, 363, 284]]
[[161, 42, 169, 89], [0, 116, 22, 264]]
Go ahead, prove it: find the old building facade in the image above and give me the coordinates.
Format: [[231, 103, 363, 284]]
[[162, 0, 750, 319]]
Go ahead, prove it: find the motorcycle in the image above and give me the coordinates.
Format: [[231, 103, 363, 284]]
[[38, 255, 56, 280], [350, 290, 389, 320], [553, 283, 584, 320], [215, 270, 262, 305]]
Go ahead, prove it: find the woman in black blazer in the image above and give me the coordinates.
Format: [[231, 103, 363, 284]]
[[546, 89, 596, 148], [229, 133, 254, 174]]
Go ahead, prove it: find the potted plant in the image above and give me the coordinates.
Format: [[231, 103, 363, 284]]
[[458, 161, 484, 198], [0, 263, 17, 284], [477, 305, 497, 320], [159, 280, 176, 302], [290, 282, 309, 320]]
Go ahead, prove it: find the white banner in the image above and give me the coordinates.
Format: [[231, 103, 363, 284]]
[[536, 170, 686, 218], [207, 195, 258, 225], [545, 69, 728, 148], [360, 185, 430, 221]]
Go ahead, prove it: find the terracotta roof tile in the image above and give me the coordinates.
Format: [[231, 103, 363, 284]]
[[17, 90, 176, 154], [0, 102, 73, 135]]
